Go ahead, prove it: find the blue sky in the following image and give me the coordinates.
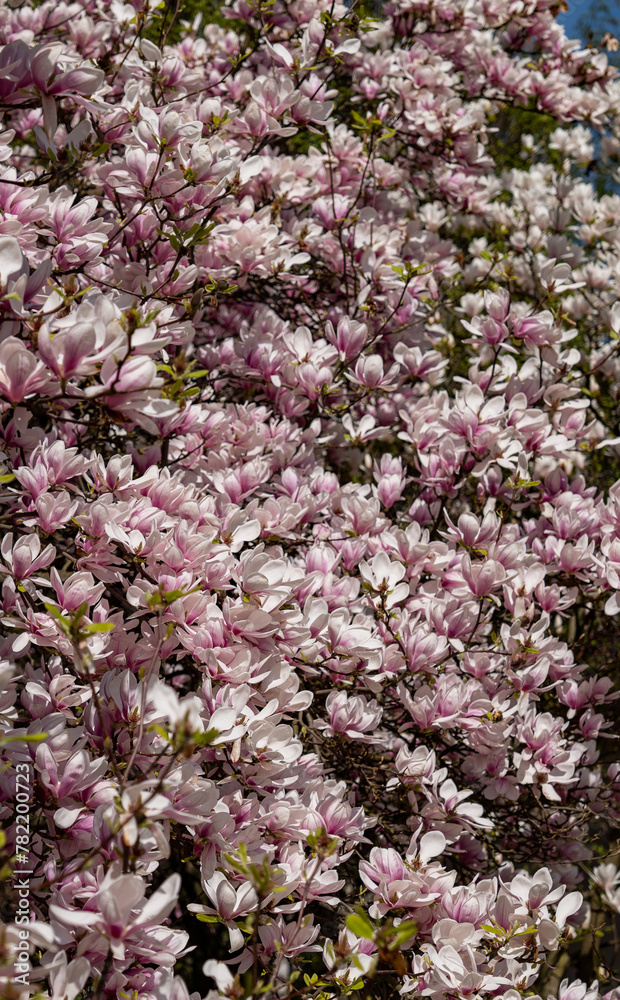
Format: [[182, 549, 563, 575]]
[[557, 3, 585, 42], [556, 0, 620, 46]]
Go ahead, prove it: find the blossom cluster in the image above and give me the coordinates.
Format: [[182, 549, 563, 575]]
[[1, 0, 620, 998]]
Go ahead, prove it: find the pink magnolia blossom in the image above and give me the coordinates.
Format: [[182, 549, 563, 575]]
[[0, 3, 618, 998]]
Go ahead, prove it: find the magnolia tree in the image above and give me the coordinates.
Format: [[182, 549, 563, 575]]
[[4, 0, 620, 997]]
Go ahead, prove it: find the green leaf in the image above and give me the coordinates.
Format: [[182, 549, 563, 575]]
[[390, 920, 418, 946], [1, 732, 48, 744], [82, 622, 115, 634], [194, 727, 221, 746], [346, 913, 375, 941], [43, 602, 63, 619]]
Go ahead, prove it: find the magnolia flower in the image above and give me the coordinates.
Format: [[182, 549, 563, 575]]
[[0, 236, 52, 317], [49, 864, 186, 963], [314, 690, 382, 740], [38, 317, 125, 380], [46, 953, 91, 1000], [359, 551, 409, 608], [593, 863, 620, 912], [1, 6, 620, 1000], [1, 532, 55, 581], [345, 354, 401, 392], [189, 872, 258, 950]]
